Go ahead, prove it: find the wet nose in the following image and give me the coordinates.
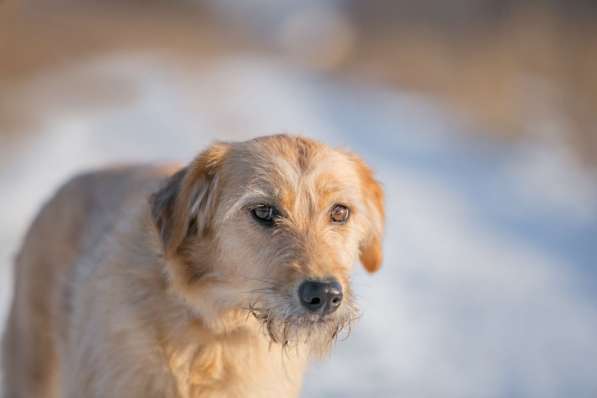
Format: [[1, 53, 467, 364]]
[[298, 279, 343, 314]]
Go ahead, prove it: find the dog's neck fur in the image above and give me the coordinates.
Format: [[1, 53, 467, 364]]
[[155, 287, 309, 397]]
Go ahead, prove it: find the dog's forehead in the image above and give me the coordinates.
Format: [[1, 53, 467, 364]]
[[222, 136, 362, 209], [247, 138, 357, 191]]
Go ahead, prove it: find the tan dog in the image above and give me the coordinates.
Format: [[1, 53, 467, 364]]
[[2, 135, 384, 398]]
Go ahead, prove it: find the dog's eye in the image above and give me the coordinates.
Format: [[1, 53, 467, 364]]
[[330, 204, 350, 224], [251, 205, 280, 226]]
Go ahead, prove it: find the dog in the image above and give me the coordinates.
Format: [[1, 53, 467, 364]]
[[2, 134, 384, 398]]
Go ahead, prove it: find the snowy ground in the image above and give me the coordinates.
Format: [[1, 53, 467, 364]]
[[1, 55, 597, 397]]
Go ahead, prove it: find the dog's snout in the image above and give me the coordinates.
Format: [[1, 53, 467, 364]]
[[298, 280, 343, 314]]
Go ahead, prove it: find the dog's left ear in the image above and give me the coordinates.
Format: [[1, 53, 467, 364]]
[[149, 143, 230, 258], [347, 152, 385, 273]]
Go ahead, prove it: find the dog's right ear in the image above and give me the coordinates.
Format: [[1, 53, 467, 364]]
[[341, 150, 385, 273], [149, 143, 230, 257]]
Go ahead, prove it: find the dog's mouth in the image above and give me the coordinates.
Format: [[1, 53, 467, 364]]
[[247, 301, 359, 354]]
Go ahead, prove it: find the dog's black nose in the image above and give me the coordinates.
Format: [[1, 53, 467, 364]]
[[298, 280, 343, 314]]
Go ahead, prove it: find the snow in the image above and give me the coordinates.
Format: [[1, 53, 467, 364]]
[[1, 55, 596, 397]]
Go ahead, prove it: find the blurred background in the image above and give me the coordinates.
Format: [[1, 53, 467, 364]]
[[1, 1, 596, 397]]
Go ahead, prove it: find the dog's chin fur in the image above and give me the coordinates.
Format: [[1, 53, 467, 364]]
[[247, 298, 360, 357]]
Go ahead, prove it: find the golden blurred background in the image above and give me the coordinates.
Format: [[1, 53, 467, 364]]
[[1, 0, 597, 165]]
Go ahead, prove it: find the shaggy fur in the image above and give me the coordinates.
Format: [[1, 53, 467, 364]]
[[2, 134, 384, 398]]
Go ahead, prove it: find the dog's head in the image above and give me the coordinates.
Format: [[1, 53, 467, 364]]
[[150, 135, 384, 352]]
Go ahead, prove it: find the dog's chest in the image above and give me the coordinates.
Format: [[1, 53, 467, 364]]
[[167, 340, 307, 398], [168, 343, 224, 397]]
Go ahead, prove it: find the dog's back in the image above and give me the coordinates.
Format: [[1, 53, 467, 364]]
[[2, 165, 176, 398]]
